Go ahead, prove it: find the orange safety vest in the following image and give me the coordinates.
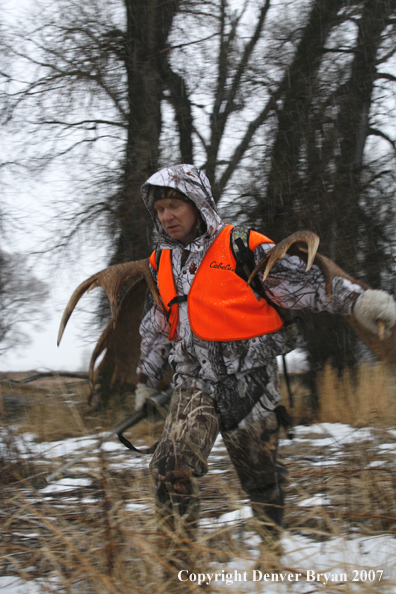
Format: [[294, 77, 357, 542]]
[[149, 225, 284, 341]]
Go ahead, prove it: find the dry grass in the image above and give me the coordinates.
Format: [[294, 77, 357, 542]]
[[1, 367, 396, 592], [0, 375, 138, 442], [279, 373, 314, 425], [0, 432, 261, 593], [278, 363, 396, 427], [317, 363, 396, 426]]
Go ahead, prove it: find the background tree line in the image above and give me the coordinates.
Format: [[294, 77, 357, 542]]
[[1, 0, 396, 388]]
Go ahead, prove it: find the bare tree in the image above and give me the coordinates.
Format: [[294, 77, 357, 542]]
[[0, 250, 48, 353], [2, 0, 182, 263], [3, 0, 331, 249], [3, 0, 396, 381], [2, 0, 301, 245]]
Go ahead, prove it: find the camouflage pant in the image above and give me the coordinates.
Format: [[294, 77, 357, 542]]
[[150, 386, 285, 549]]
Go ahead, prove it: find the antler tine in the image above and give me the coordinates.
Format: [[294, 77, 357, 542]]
[[89, 321, 113, 389], [87, 277, 146, 405], [58, 258, 164, 347], [305, 251, 368, 301], [248, 230, 320, 285], [57, 273, 102, 346]]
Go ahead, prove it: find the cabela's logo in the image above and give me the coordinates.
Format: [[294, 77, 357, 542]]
[[210, 261, 234, 271]]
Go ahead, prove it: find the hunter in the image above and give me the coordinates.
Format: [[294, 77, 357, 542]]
[[134, 163, 396, 571]]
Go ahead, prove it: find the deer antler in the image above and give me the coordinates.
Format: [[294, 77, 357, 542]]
[[248, 230, 320, 285], [57, 258, 163, 346], [87, 319, 113, 404], [85, 278, 147, 404], [306, 251, 369, 300], [247, 230, 396, 357], [248, 230, 368, 301]]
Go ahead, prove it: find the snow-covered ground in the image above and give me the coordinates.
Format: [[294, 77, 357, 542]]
[[2, 421, 396, 592]]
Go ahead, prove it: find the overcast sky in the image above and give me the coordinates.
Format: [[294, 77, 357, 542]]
[[1, 0, 111, 372], [2, 174, 108, 372]]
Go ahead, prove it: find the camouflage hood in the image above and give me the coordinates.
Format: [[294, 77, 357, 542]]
[[141, 164, 223, 247]]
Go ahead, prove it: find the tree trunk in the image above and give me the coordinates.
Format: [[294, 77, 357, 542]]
[[111, 0, 181, 265], [263, 0, 344, 243], [303, 0, 396, 376], [330, 0, 396, 280], [307, 0, 396, 369], [257, 0, 396, 386]]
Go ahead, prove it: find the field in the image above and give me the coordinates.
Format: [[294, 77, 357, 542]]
[[1, 364, 396, 593]]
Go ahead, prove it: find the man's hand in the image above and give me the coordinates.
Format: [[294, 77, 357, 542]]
[[134, 383, 158, 411], [354, 290, 396, 338]]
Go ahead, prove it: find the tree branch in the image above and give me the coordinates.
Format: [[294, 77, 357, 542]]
[[159, 32, 219, 53], [368, 127, 396, 153], [207, 0, 271, 184], [37, 118, 127, 129], [164, 67, 194, 163], [224, 0, 271, 119], [376, 72, 396, 83], [323, 46, 355, 53], [214, 93, 278, 199]]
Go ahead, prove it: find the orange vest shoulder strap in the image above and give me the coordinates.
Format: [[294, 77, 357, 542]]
[[149, 248, 165, 273], [230, 226, 274, 300], [248, 229, 274, 250], [149, 248, 179, 340], [149, 250, 157, 271]]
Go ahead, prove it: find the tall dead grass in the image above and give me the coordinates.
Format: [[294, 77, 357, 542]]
[[0, 436, 265, 593], [0, 375, 138, 442], [4, 363, 395, 441], [279, 373, 313, 425], [317, 363, 396, 426], [1, 368, 396, 592]]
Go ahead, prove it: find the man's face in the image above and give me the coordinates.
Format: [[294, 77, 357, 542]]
[[154, 197, 199, 244]]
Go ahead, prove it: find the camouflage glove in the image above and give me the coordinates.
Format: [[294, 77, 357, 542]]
[[135, 383, 158, 411], [354, 290, 396, 338]]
